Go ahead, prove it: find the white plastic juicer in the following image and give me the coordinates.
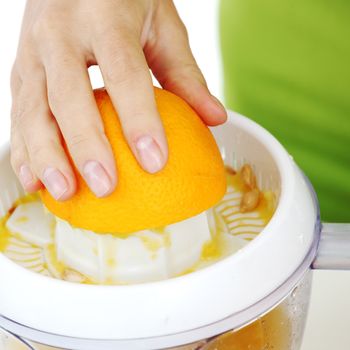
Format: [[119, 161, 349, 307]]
[[0, 111, 349, 350]]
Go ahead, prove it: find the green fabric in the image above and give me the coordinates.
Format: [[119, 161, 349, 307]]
[[220, 0, 350, 222]]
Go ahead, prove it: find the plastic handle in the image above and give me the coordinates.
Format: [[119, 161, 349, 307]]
[[312, 223, 350, 270]]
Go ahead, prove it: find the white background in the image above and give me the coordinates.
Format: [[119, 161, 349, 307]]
[[0, 2, 350, 350]]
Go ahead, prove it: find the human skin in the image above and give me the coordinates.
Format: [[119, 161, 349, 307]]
[[11, 0, 226, 200]]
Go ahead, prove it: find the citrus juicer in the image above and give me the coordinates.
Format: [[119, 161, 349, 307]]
[[0, 111, 350, 350], [0, 170, 249, 285]]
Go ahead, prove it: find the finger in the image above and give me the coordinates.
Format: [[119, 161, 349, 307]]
[[147, 0, 227, 126], [95, 31, 168, 174], [10, 63, 22, 97], [10, 129, 42, 193], [17, 67, 77, 201], [45, 54, 117, 197], [10, 65, 42, 192]]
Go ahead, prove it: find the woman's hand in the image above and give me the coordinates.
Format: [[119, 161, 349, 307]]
[[11, 0, 227, 200]]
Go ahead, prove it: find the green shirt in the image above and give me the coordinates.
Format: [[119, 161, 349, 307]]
[[220, 0, 350, 222]]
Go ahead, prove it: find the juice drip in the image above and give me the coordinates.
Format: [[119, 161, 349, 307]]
[[0, 215, 10, 252]]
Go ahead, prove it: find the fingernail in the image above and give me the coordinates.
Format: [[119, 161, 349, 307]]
[[135, 135, 164, 174], [43, 168, 69, 200], [211, 95, 225, 110], [19, 165, 34, 187], [83, 161, 112, 197]]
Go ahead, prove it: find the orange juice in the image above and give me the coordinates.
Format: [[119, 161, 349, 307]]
[[204, 304, 290, 350]]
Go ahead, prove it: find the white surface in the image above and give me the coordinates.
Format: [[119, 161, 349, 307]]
[[301, 270, 350, 350], [1, 2, 350, 350]]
